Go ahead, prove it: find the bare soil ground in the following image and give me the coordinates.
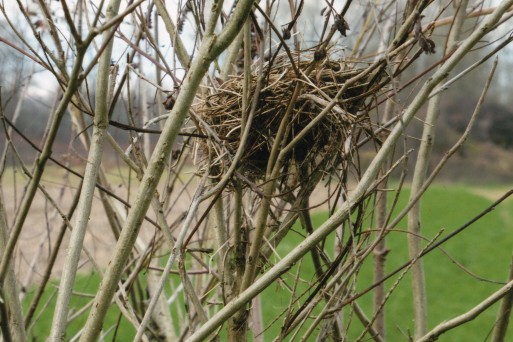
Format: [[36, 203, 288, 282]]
[[469, 186, 512, 201], [2, 165, 332, 288], [1, 166, 193, 287]]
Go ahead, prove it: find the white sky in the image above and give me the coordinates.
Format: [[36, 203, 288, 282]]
[[2, 0, 512, 103]]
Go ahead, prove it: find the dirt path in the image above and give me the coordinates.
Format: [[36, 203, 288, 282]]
[[1, 166, 192, 287], [469, 186, 513, 202]]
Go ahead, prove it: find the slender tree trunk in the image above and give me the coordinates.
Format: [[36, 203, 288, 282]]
[[372, 11, 398, 336], [0, 192, 27, 341], [373, 186, 389, 338], [407, 0, 468, 338], [49, 1, 122, 339], [492, 254, 513, 342]]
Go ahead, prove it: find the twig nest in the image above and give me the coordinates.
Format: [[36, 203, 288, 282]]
[[195, 58, 377, 183]]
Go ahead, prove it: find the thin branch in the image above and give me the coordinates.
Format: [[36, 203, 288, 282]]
[[492, 253, 513, 342], [0, 188, 26, 342], [341, 56, 501, 307], [50, 1, 123, 338], [419, 278, 513, 342], [0, 43, 89, 284]]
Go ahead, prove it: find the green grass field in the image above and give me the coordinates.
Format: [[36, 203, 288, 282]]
[[23, 184, 513, 341], [259, 185, 513, 341], [24, 276, 136, 340]]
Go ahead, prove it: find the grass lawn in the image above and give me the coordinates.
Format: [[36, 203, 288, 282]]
[[22, 184, 513, 341], [24, 275, 136, 340], [259, 184, 513, 341]]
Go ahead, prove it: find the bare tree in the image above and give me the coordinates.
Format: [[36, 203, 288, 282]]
[[1, 0, 513, 341]]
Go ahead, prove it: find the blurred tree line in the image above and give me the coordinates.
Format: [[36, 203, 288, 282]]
[[2, 6, 512, 179]]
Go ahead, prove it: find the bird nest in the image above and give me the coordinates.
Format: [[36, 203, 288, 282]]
[[194, 58, 380, 184]]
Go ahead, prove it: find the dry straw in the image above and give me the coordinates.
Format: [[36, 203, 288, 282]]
[[195, 53, 383, 184]]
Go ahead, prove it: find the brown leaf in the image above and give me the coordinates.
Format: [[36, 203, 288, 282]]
[[418, 36, 436, 54], [163, 94, 176, 110], [334, 15, 350, 37], [282, 27, 291, 40]]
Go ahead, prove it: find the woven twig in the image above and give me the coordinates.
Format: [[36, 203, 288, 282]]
[[195, 56, 381, 183]]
